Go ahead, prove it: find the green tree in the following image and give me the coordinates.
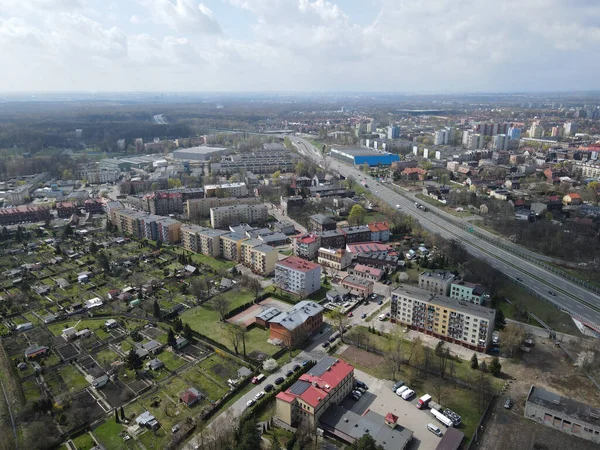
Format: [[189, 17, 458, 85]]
[[489, 357, 502, 376], [183, 323, 194, 342], [272, 170, 281, 180], [89, 241, 98, 255], [495, 309, 506, 330], [62, 224, 73, 238], [470, 353, 479, 370], [126, 348, 141, 369], [168, 178, 182, 189], [62, 169, 74, 180], [348, 204, 367, 226], [96, 252, 110, 273], [167, 328, 176, 348], [152, 299, 161, 319], [351, 434, 385, 450], [234, 416, 261, 450]]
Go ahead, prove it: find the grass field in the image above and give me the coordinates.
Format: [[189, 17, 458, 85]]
[[47, 319, 112, 339], [92, 421, 139, 450], [58, 365, 89, 393], [71, 432, 96, 450]]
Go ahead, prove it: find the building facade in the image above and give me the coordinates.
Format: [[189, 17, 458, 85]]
[[186, 196, 261, 219], [317, 247, 353, 271], [293, 234, 321, 260], [340, 275, 374, 298], [309, 214, 337, 232], [210, 203, 269, 228], [275, 256, 322, 296], [419, 270, 456, 296], [391, 285, 495, 350], [268, 300, 324, 347], [450, 281, 486, 305], [348, 264, 383, 282], [240, 240, 278, 275], [204, 182, 248, 198], [219, 232, 248, 262]]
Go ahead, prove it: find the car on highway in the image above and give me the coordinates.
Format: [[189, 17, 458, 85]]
[[548, 290, 556, 296], [516, 277, 522, 282], [246, 399, 255, 407], [264, 384, 274, 392], [254, 391, 265, 400], [274, 377, 285, 385]]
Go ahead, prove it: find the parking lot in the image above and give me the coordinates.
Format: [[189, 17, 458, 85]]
[[341, 368, 445, 450]]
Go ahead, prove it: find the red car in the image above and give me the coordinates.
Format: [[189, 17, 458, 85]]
[[347, 312, 353, 317]]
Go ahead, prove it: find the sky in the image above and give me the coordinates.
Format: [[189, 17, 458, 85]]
[[1, 0, 600, 93]]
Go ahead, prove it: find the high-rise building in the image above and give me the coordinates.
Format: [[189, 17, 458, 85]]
[[462, 130, 473, 146], [507, 126, 521, 140], [387, 125, 400, 139], [209, 204, 269, 229], [551, 126, 563, 138], [564, 122, 578, 136], [466, 133, 482, 149], [492, 134, 509, 151], [434, 130, 446, 146], [275, 256, 322, 296], [529, 123, 543, 138]]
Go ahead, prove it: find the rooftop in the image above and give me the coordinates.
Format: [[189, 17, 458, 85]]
[[341, 275, 374, 288], [526, 385, 600, 428], [347, 242, 394, 254], [310, 214, 336, 225], [295, 234, 319, 244], [269, 300, 324, 331], [256, 307, 282, 322], [351, 264, 383, 277], [277, 256, 321, 272], [367, 221, 390, 232], [420, 270, 456, 282]]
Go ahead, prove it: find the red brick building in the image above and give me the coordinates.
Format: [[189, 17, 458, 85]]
[[56, 202, 79, 218], [267, 301, 324, 347]]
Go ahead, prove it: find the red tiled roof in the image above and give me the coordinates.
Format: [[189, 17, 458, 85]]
[[567, 192, 582, 199], [367, 221, 389, 232], [352, 264, 383, 277], [295, 234, 318, 244], [347, 242, 394, 254], [276, 391, 296, 403], [402, 167, 426, 175], [180, 390, 198, 404], [385, 412, 398, 423], [277, 256, 320, 272]]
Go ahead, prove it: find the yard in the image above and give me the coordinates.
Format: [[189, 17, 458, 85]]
[[58, 364, 89, 393], [93, 420, 140, 450], [71, 432, 97, 450]]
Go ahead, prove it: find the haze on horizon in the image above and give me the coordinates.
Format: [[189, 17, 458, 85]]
[[2, 0, 600, 93]]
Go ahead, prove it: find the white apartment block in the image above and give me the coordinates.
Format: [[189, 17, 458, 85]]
[[219, 232, 248, 262], [317, 247, 353, 271], [204, 182, 248, 198], [275, 256, 322, 296], [210, 203, 269, 229], [391, 285, 495, 350]]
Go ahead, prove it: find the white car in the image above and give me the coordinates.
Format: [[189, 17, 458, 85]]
[[396, 386, 409, 396], [246, 399, 256, 407], [401, 389, 415, 400], [254, 391, 265, 400]]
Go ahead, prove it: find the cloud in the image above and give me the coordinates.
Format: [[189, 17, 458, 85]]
[[139, 0, 222, 34]]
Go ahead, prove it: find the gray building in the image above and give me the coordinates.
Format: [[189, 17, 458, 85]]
[[419, 270, 456, 296], [524, 385, 600, 444], [172, 146, 230, 161]]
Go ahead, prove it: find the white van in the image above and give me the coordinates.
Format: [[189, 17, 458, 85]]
[[396, 386, 409, 396], [427, 423, 443, 437], [431, 408, 454, 427], [401, 389, 415, 400], [378, 313, 387, 321]]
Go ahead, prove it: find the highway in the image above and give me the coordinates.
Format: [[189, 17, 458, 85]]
[[292, 136, 600, 333], [153, 114, 168, 124]]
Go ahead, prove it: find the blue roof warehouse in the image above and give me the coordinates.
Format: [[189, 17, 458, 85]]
[[329, 147, 400, 166]]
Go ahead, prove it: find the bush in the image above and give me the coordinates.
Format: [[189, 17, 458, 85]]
[[263, 358, 278, 373]]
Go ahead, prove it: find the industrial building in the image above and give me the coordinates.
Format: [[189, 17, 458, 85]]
[[329, 147, 400, 167], [172, 146, 230, 161]]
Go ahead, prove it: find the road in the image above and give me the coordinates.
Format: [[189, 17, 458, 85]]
[[292, 136, 600, 333], [153, 114, 168, 125]]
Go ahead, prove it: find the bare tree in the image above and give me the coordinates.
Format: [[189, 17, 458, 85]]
[[190, 277, 210, 303], [500, 323, 527, 358], [347, 326, 367, 348], [226, 324, 243, 355], [241, 275, 263, 300], [329, 310, 350, 343], [435, 341, 450, 379], [211, 294, 230, 321], [384, 330, 405, 380], [473, 370, 494, 413], [431, 378, 446, 405]]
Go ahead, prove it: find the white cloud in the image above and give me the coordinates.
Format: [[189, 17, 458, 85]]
[[139, 0, 222, 34]]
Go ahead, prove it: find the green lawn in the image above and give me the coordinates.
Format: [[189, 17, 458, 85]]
[[170, 247, 236, 272], [138, 429, 168, 450], [58, 365, 89, 393], [22, 379, 42, 401], [92, 420, 137, 450], [47, 318, 112, 339], [71, 432, 96, 450], [95, 348, 120, 367]]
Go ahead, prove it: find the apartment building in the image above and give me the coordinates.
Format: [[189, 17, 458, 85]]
[[367, 221, 390, 242], [275, 256, 322, 296], [268, 300, 324, 347], [83, 199, 104, 214], [56, 202, 79, 218], [317, 230, 346, 249], [317, 247, 353, 271], [142, 192, 183, 215], [0, 205, 51, 226], [219, 232, 248, 262], [240, 240, 278, 276], [450, 281, 487, 305], [340, 275, 374, 298], [210, 204, 269, 229], [340, 225, 371, 244], [524, 385, 600, 445], [391, 285, 495, 350], [112, 209, 181, 244], [155, 217, 181, 244], [181, 225, 205, 253], [276, 357, 355, 428], [181, 225, 227, 257], [186, 196, 261, 219], [293, 234, 321, 260], [309, 214, 337, 232], [419, 270, 456, 296], [204, 182, 248, 198]]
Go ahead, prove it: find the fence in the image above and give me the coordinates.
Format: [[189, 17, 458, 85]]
[[466, 394, 497, 450]]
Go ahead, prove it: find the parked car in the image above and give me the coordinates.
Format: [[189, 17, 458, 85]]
[[171, 424, 181, 433], [322, 342, 330, 348], [356, 380, 368, 390], [504, 398, 512, 409], [392, 381, 404, 391], [352, 390, 363, 398], [378, 300, 383, 305], [401, 389, 415, 400], [351, 392, 361, 400], [254, 391, 265, 400], [246, 399, 255, 407], [427, 423, 443, 437], [301, 360, 310, 367], [264, 384, 274, 392], [361, 313, 367, 319], [396, 386, 409, 396], [292, 364, 301, 372], [274, 377, 285, 385], [286, 370, 294, 377], [347, 312, 353, 317]]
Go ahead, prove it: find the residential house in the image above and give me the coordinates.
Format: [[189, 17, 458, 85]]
[[340, 226, 372, 244], [367, 221, 390, 242], [180, 388, 202, 407], [24, 345, 49, 359], [340, 275, 374, 298], [348, 264, 383, 282], [317, 247, 353, 271], [309, 214, 337, 232], [419, 270, 456, 296], [317, 230, 346, 249], [268, 301, 324, 347], [563, 192, 583, 206], [293, 234, 321, 260]]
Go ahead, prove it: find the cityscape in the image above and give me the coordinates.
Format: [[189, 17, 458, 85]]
[[1, 2, 600, 450]]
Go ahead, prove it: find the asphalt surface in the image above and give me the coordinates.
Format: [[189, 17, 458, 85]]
[[292, 136, 600, 332]]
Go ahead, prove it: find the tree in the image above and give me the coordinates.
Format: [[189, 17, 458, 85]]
[[96, 251, 110, 273], [489, 357, 502, 376], [234, 416, 261, 450], [348, 204, 367, 226], [227, 324, 243, 355], [435, 342, 450, 379], [470, 353, 479, 370], [183, 323, 194, 342], [272, 170, 281, 180], [168, 178, 182, 189], [241, 276, 262, 300], [272, 431, 282, 450], [473, 370, 494, 413], [384, 330, 405, 380], [351, 434, 385, 450], [211, 294, 230, 321], [126, 348, 141, 369], [263, 358, 278, 373], [89, 241, 98, 255], [62, 224, 73, 238], [152, 299, 161, 319], [329, 310, 350, 343], [167, 328, 176, 348], [500, 323, 527, 358], [494, 309, 506, 330], [190, 277, 210, 303]]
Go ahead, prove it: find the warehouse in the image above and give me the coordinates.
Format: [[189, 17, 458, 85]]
[[172, 146, 230, 161], [330, 147, 400, 166]]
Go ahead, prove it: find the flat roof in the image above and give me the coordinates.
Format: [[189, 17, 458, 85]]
[[341, 275, 374, 288], [173, 146, 229, 155], [269, 300, 324, 331], [434, 426, 465, 450], [256, 307, 281, 322], [526, 385, 600, 428], [420, 270, 456, 282], [331, 147, 392, 157]]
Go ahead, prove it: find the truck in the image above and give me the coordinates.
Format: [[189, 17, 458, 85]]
[[431, 408, 454, 427], [251, 374, 265, 384], [416, 394, 432, 409]]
